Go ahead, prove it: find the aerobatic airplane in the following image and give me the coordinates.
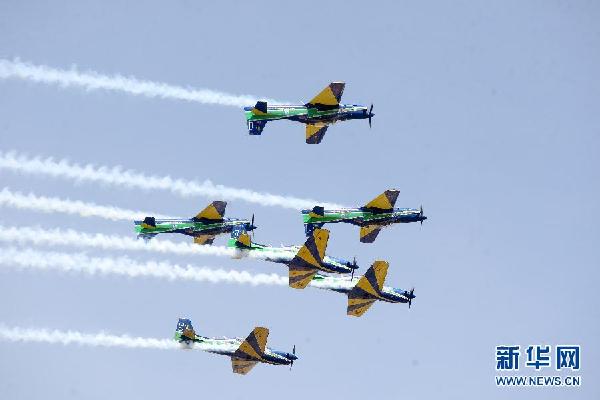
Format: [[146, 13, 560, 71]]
[[174, 318, 297, 375], [228, 226, 359, 289], [302, 189, 427, 243], [309, 260, 415, 317], [244, 82, 374, 144], [134, 201, 256, 245]]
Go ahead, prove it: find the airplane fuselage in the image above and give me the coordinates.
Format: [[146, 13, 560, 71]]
[[302, 207, 425, 232], [245, 104, 371, 127], [135, 218, 253, 238], [174, 333, 295, 366], [227, 239, 357, 275], [309, 275, 414, 304]]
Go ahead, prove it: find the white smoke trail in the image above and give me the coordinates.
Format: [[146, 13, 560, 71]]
[[0, 58, 279, 107], [0, 151, 343, 210], [0, 225, 236, 258], [0, 326, 179, 350], [0, 247, 288, 286], [0, 187, 171, 221]]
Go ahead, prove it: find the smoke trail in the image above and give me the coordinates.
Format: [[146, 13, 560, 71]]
[[0, 151, 343, 210], [0, 187, 171, 221], [0, 58, 279, 107], [0, 247, 288, 286], [0, 225, 236, 258], [0, 326, 179, 350]]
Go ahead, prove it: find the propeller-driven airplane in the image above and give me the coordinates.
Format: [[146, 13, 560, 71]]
[[302, 189, 427, 243], [228, 226, 359, 289], [244, 82, 374, 144], [309, 260, 415, 317], [174, 318, 297, 375], [134, 201, 256, 245]]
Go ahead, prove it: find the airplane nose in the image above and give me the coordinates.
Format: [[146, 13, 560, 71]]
[[247, 224, 257, 231], [288, 353, 298, 361]]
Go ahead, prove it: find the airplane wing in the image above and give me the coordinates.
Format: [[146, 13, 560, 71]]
[[193, 234, 216, 245], [363, 260, 389, 293], [288, 264, 319, 289], [347, 298, 377, 317], [231, 357, 258, 375], [288, 228, 329, 288], [347, 261, 389, 317], [359, 225, 383, 243], [234, 327, 269, 360], [306, 123, 329, 144], [306, 82, 345, 109], [363, 189, 400, 212], [194, 201, 227, 221]]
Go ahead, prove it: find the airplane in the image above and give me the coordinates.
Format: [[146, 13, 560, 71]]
[[228, 226, 359, 289], [302, 189, 427, 243], [134, 201, 256, 245], [244, 82, 374, 144], [174, 318, 297, 375], [309, 260, 415, 317]]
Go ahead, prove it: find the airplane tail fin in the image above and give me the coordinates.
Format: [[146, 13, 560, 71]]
[[251, 101, 268, 115], [247, 119, 267, 136], [303, 206, 325, 236], [140, 216, 156, 229], [288, 228, 329, 289], [246, 101, 269, 135], [174, 318, 197, 342], [308, 206, 325, 218], [347, 260, 389, 317], [228, 226, 252, 249]]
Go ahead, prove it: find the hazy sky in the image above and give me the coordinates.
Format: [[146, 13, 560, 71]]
[[0, 1, 598, 399]]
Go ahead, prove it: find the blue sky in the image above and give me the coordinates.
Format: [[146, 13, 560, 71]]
[[0, 1, 598, 398]]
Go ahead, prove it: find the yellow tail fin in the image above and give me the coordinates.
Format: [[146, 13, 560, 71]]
[[236, 232, 251, 248]]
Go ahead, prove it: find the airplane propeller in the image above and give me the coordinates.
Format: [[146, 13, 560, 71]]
[[289, 345, 296, 370], [408, 287, 415, 308], [244, 214, 256, 242], [350, 256, 358, 280], [419, 206, 424, 226], [368, 104, 374, 128]]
